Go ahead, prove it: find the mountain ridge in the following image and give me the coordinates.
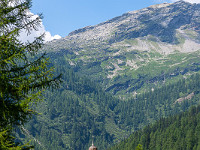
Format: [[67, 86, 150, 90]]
[[44, 0, 200, 98], [48, 0, 200, 50]]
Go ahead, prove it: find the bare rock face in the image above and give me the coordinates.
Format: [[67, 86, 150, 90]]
[[45, 1, 200, 97]]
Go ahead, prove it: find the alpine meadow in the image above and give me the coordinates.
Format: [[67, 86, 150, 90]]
[[1, 0, 200, 150]]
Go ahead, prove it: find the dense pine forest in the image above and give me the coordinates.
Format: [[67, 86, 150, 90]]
[[16, 63, 119, 150], [16, 52, 200, 149], [109, 105, 200, 150], [114, 72, 200, 131]]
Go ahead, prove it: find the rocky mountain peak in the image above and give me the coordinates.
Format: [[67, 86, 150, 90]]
[[49, 1, 199, 50], [46, 0, 200, 55], [148, 2, 171, 9]]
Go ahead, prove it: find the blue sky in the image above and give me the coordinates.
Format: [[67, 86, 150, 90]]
[[29, 0, 199, 40], [30, 0, 165, 37]]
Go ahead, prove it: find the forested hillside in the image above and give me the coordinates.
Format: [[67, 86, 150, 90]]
[[16, 65, 119, 150], [16, 51, 200, 149], [109, 105, 200, 150], [113, 73, 200, 131]]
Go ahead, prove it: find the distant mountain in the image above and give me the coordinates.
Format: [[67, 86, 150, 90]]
[[44, 1, 200, 98], [109, 105, 200, 150], [49, 1, 200, 49]]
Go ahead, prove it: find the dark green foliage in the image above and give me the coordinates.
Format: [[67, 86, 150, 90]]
[[113, 73, 200, 131], [0, 0, 60, 149], [109, 105, 200, 150], [17, 66, 118, 150], [0, 128, 34, 150], [18, 60, 200, 149]]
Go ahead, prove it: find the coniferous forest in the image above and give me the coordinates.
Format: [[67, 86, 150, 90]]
[[16, 52, 200, 149], [109, 105, 200, 150]]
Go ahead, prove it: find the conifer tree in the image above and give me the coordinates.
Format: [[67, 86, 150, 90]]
[[0, 0, 60, 148]]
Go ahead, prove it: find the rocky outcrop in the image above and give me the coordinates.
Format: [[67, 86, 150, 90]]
[[175, 92, 195, 103]]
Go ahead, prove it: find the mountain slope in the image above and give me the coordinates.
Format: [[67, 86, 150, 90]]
[[16, 67, 120, 150], [109, 105, 200, 150], [44, 1, 200, 98], [16, 60, 200, 149]]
